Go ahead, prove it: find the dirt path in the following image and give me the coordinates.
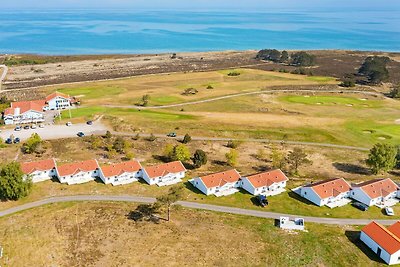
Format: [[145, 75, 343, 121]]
[[0, 195, 395, 225]]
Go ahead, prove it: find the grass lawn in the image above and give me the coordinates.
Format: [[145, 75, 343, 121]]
[[0, 201, 386, 266], [279, 95, 382, 108]]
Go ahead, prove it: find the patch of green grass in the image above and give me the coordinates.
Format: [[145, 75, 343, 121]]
[[150, 95, 184, 105], [59, 86, 125, 99], [280, 95, 382, 108], [345, 120, 400, 145], [306, 76, 337, 83]]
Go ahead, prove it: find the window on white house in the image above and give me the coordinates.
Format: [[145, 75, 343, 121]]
[[304, 192, 307, 195]]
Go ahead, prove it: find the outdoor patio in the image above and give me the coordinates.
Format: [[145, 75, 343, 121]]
[[326, 198, 352, 209], [156, 179, 182, 187], [214, 188, 240, 197], [376, 198, 399, 208]]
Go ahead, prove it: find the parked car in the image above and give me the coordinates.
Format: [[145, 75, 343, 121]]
[[257, 195, 269, 207], [14, 126, 22, 131], [385, 207, 395, 216], [86, 120, 93, 125], [167, 132, 177, 137], [66, 122, 72, 126], [14, 137, 20, 144], [77, 132, 85, 137], [23, 125, 30, 130], [31, 124, 37, 129], [352, 202, 369, 211], [5, 138, 12, 144], [39, 124, 45, 128]]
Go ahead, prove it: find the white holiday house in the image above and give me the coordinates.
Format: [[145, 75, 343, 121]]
[[190, 169, 242, 197], [99, 160, 142, 186], [241, 169, 288, 196], [55, 159, 100, 185], [351, 178, 399, 208], [20, 158, 56, 183], [360, 221, 400, 265], [142, 161, 186, 186], [3, 100, 45, 125], [298, 178, 351, 208], [45, 92, 71, 110]]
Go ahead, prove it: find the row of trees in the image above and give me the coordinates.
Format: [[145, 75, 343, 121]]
[[256, 49, 316, 67]]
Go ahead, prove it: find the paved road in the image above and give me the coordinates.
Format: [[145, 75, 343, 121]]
[[104, 89, 381, 110], [0, 195, 396, 225], [0, 121, 107, 142]]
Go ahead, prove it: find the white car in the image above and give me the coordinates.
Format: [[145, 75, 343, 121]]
[[66, 122, 72, 126], [39, 124, 45, 128], [385, 207, 395, 216], [31, 124, 37, 129]]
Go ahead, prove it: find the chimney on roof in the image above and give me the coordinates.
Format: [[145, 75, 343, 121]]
[[15, 107, 20, 116]]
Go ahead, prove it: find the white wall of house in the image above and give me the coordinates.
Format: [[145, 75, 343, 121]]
[[241, 178, 287, 196], [299, 187, 323, 206], [350, 188, 373, 206], [4, 110, 45, 125], [360, 232, 400, 265], [142, 171, 185, 186], [48, 97, 71, 110], [99, 170, 142, 186], [25, 169, 56, 183], [192, 178, 211, 195], [57, 169, 98, 185]]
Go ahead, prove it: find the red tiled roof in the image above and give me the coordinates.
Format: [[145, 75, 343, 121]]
[[304, 178, 351, 199], [354, 178, 399, 199], [46, 92, 70, 102], [21, 159, 56, 174], [144, 161, 186, 179], [246, 169, 288, 188], [4, 100, 45, 115], [362, 221, 400, 254], [57, 159, 99, 177], [199, 169, 241, 189], [101, 160, 142, 178], [388, 221, 400, 239]]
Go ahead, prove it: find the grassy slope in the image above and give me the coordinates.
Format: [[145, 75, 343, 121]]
[[0, 201, 385, 267]]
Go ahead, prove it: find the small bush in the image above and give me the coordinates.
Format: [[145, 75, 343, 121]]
[[227, 71, 241, 77]]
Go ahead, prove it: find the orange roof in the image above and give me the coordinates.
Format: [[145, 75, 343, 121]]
[[246, 169, 288, 188], [304, 178, 351, 199], [199, 169, 241, 189], [4, 100, 45, 115], [46, 92, 70, 102], [354, 178, 399, 199], [144, 161, 186, 179], [388, 222, 400, 239], [101, 160, 142, 178], [362, 221, 400, 254], [21, 159, 56, 174], [57, 159, 99, 177]]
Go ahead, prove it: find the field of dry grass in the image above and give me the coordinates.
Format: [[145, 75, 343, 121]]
[[0, 201, 387, 267]]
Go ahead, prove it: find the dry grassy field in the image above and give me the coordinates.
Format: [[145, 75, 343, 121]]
[[0, 202, 386, 267]]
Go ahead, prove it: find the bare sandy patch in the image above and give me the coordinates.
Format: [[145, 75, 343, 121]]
[[395, 119, 400, 125]]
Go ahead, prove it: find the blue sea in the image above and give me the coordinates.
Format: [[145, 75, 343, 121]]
[[0, 9, 399, 55]]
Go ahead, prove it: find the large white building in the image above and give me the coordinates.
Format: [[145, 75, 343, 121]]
[[298, 178, 351, 208], [190, 169, 242, 197], [360, 221, 400, 265], [241, 169, 288, 196], [55, 159, 100, 185], [142, 161, 186, 186], [99, 160, 142, 186], [3, 100, 45, 125], [45, 92, 72, 110], [20, 158, 56, 183], [351, 178, 399, 208]]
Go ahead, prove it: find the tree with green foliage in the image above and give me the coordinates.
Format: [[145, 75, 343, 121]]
[[359, 56, 390, 84], [89, 135, 102, 150], [290, 51, 316, 66], [340, 79, 356, 88], [22, 133, 43, 154], [287, 147, 311, 175], [182, 134, 192, 144], [156, 185, 184, 221], [366, 143, 397, 174], [225, 149, 239, 167], [279, 50, 289, 63], [389, 85, 400, 99], [192, 149, 208, 168], [227, 140, 241, 149], [164, 144, 175, 160], [256, 49, 281, 62], [270, 146, 287, 170], [142, 94, 151, 107], [105, 130, 112, 139], [171, 144, 191, 162], [0, 162, 32, 200], [396, 146, 400, 169], [113, 136, 125, 153]]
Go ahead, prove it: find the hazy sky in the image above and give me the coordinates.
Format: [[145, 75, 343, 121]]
[[3, 0, 400, 10]]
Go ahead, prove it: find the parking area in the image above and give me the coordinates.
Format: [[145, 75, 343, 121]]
[[0, 121, 108, 142]]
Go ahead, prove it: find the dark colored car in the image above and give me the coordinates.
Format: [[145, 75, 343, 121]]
[[352, 202, 368, 211], [23, 125, 30, 130], [167, 132, 177, 137], [86, 121, 93, 125], [5, 138, 12, 144], [14, 138, 20, 144], [257, 195, 269, 207], [77, 132, 85, 137]]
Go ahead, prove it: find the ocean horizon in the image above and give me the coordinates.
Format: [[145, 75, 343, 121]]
[[0, 9, 399, 55]]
